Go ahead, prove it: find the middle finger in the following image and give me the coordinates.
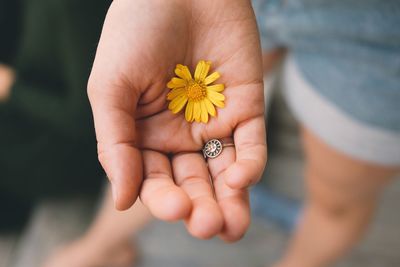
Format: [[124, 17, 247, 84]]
[[172, 152, 224, 239]]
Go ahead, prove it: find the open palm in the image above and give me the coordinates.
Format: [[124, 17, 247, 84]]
[[88, 0, 267, 241]]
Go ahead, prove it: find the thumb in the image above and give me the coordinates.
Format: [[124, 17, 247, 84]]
[[88, 77, 142, 210]]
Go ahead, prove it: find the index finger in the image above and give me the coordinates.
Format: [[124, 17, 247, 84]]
[[88, 76, 142, 211]]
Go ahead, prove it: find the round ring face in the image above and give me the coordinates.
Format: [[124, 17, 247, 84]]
[[203, 139, 223, 159]]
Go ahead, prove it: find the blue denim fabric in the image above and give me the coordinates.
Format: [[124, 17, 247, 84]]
[[252, 0, 400, 132], [250, 186, 301, 231]]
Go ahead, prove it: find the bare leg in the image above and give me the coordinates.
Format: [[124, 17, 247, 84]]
[[43, 187, 152, 267], [272, 127, 399, 267], [262, 48, 286, 73]]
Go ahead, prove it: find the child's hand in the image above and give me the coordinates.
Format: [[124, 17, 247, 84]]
[[88, 0, 266, 241], [0, 64, 15, 101]]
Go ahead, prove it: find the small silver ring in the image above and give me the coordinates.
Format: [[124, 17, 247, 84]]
[[203, 138, 235, 159]]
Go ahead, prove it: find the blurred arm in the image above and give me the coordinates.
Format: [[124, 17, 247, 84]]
[[0, 64, 15, 101]]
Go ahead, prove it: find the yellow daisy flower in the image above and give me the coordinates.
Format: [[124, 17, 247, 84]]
[[167, 60, 225, 123]]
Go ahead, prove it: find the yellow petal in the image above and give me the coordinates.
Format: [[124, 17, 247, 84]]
[[194, 61, 203, 81], [207, 89, 225, 101], [172, 97, 188, 113], [204, 71, 220, 85], [194, 60, 211, 82], [209, 97, 225, 108], [185, 101, 194, 122], [206, 84, 224, 92], [167, 81, 175, 89], [200, 101, 209, 123], [193, 102, 201, 122], [167, 88, 186, 100], [202, 61, 212, 81], [167, 77, 186, 89], [168, 95, 187, 113], [175, 64, 192, 81], [203, 98, 216, 116]]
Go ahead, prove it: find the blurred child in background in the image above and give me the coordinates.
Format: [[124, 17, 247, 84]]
[[253, 1, 400, 266]]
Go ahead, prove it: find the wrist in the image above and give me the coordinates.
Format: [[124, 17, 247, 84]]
[[0, 64, 15, 102]]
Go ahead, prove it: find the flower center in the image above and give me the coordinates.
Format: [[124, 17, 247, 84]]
[[186, 82, 207, 101]]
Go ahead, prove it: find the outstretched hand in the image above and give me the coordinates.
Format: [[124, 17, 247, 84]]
[[88, 0, 267, 241]]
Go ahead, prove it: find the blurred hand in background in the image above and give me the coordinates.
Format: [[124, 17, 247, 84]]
[[0, 64, 15, 101], [88, 0, 267, 241]]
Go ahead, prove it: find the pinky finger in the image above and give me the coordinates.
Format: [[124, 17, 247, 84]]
[[225, 116, 267, 189]]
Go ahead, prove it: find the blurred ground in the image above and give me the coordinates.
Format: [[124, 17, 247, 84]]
[[1, 86, 400, 267]]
